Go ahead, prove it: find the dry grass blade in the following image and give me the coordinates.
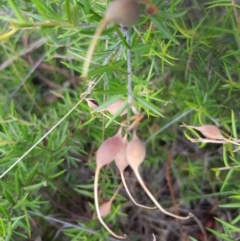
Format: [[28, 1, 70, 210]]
[[81, 17, 107, 79]]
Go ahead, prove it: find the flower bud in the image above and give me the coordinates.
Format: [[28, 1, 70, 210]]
[[114, 138, 128, 172], [126, 132, 146, 169], [184, 125, 224, 140], [85, 98, 99, 110], [106, 0, 140, 27], [96, 131, 123, 168], [105, 99, 127, 116], [99, 200, 112, 217]]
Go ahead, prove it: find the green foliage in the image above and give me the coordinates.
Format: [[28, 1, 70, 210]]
[[1, 0, 240, 240]]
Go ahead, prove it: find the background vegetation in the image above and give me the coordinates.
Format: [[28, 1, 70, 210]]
[[1, 0, 240, 240]]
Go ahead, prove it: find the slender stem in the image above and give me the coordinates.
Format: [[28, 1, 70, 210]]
[[224, 138, 240, 146], [215, 165, 240, 171], [230, 137, 240, 143], [82, 18, 108, 79], [99, 183, 122, 218], [132, 168, 192, 220], [120, 171, 156, 210], [100, 112, 128, 127], [120, 114, 144, 127], [126, 114, 144, 132], [0, 98, 84, 179], [125, 27, 133, 106], [94, 166, 127, 239], [188, 137, 240, 146]]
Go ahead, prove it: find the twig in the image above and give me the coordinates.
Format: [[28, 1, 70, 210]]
[[122, 26, 140, 115], [166, 151, 188, 241], [35, 71, 62, 89], [213, 165, 240, 171], [124, 27, 133, 105], [7, 35, 44, 111], [9, 53, 47, 99], [187, 137, 240, 146], [0, 37, 47, 71]]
